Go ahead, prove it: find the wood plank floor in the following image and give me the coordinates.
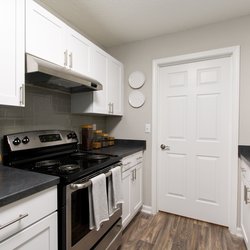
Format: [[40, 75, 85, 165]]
[[120, 212, 246, 250]]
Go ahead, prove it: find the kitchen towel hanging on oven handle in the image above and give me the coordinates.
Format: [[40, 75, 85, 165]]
[[108, 166, 124, 216], [88, 173, 109, 231]]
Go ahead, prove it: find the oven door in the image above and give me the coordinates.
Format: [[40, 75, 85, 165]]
[[66, 176, 122, 250]]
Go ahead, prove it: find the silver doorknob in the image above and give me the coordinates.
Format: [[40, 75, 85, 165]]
[[160, 144, 170, 150]]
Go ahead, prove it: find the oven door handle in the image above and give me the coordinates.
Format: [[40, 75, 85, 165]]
[[70, 171, 112, 190]]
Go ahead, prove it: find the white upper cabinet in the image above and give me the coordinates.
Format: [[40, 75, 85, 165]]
[[91, 46, 108, 114], [66, 27, 91, 75], [107, 57, 123, 115], [0, 0, 25, 106], [71, 46, 108, 115], [71, 50, 124, 116], [26, 0, 123, 115], [26, 0, 92, 77], [26, 0, 65, 67]]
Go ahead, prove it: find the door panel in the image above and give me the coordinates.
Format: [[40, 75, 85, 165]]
[[166, 153, 187, 199], [196, 94, 219, 141], [195, 155, 218, 204], [158, 57, 230, 226], [167, 96, 187, 140]]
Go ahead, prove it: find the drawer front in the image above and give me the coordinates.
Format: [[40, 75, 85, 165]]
[[0, 186, 57, 242], [241, 157, 250, 183], [134, 151, 143, 165], [0, 212, 57, 250], [122, 151, 143, 172]]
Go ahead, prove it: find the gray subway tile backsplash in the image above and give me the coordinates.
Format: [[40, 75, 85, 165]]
[[0, 86, 106, 153]]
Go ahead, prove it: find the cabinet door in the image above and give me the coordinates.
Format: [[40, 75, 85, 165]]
[[0, 213, 57, 250], [107, 57, 123, 115], [0, 0, 25, 106], [122, 170, 132, 228], [131, 163, 143, 214], [67, 28, 91, 75], [26, 0, 65, 67], [91, 47, 108, 114], [240, 160, 250, 249]]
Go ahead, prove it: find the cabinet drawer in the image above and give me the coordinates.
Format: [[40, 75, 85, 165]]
[[0, 212, 57, 250], [122, 151, 143, 172], [0, 186, 57, 242], [241, 157, 250, 183]]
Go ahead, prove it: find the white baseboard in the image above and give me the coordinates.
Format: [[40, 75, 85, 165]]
[[235, 227, 243, 238], [141, 205, 153, 214]]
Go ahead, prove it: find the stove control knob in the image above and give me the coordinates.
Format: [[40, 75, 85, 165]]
[[22, 136, 30, 144], [67, 133, 72, 139], [72, 133, 77, 139], [13, 137, 21, 146]]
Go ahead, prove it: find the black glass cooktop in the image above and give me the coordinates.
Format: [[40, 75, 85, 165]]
[[19, 152, 121, 184]]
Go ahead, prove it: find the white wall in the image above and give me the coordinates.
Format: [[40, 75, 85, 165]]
[[106, 15, 250, 207]]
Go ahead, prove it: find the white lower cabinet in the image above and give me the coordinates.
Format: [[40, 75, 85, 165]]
[[240, 157, 250, 250], [0, 213, 57, 250], [0, 187, 58, 250], [122, 152, 143, 229], [131, 163, 142, 213]]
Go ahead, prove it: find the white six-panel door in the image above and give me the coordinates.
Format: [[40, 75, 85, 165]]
[[157, 57, 231, 226]]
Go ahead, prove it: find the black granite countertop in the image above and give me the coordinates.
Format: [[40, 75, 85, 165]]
[[239, 145, 250, 166], [0, 165, 59, 208], [83, 139, 146, 158]]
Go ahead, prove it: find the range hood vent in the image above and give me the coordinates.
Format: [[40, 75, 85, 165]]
[[25, 54, 102, 93]]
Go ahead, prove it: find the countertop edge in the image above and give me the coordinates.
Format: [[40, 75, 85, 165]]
[[239, 145, 250, 166], [84, 139, 146, 158], [0, 178, 59, 208]]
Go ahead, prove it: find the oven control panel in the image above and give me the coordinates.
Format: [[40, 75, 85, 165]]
[[39, 134, 62, 143], [5, 130, 78, 151]]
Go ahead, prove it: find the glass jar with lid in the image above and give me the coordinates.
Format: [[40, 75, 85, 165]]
[[82, 124, 93, 151], [108, 137, 115, 146], [92, 130, 102, 149], [101, 133, 109, 147]]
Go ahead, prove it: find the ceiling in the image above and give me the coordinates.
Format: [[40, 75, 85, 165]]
[[39, 0, 250, 48]]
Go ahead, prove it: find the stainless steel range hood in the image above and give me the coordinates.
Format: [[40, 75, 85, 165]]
[[25, 54, 102, 93]]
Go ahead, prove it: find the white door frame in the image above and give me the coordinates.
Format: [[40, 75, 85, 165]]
[[152, 46, 240, 234]]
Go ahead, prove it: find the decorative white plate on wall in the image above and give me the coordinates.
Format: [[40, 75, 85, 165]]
[[128, 90, 145, 108], [128, 71, 145, 89]]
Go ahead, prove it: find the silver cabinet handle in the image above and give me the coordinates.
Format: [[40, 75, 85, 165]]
[[69, 52, 73, 68], [160, 144, 170, 150], [124, 161, 131, 167], [0, 213, 28, 230], [244, 185, 250, 204], [135, 169, 137, 180], [131, 169, 136, 181], [64, 50, 68, 66], [241, 167, 246, 173], [108, 103, 112, 114], [111, 103, 114, 114], [20, 84, 25, 106], [136, 156, 143, 160]]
